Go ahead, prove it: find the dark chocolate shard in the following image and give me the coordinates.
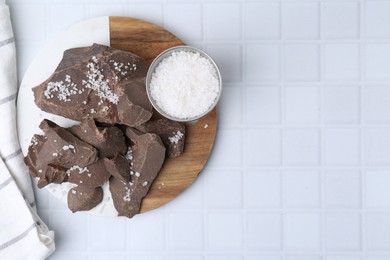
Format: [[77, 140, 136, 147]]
[[70, 118, 127, 158], [39, 119, 98, 168], [32, 43, 152, 127], [24, 120, 98, 188], [37, 164, 68, 189], [104, 155, 131, 182], [109, 128, 165, 218], [24, 134, 47, 178], [126, 128, 166, 179], [56, 44, 107, 71], [67, 186, 103, 213], [135, 118, 186, 158], [109, 177, 142, 218], [67, 158, 111, 187]]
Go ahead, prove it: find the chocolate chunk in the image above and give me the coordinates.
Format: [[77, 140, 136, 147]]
[[109, 128, 165, 218], [109, 177, 142, 218], [70, 118, 127, 158], [104, 155, 131, 182], [37, 165, 68, 189], [67, 158, 111, 187], [39, 119, 98, 168], [24, 120, 98, 188], [24, 134, 47, 178], [67, 186, 103, 213], [136, 118, 186, 158], [32, 44, 152, 127]]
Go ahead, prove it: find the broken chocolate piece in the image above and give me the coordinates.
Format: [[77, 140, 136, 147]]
[[67, 158, 111, 187], [37, 164, 68, 189], [67, 186, 103, 213], [70, 118, 126, 158], [126, 128, 166, 178], [104, 155, 131, 182], [109, 128, 165, 218], [32, 44, 152, 127], [39, 119, 98, 168], [24, 134, 47, 178], [136, 118, 186, 158], [24, 120, 99, 188]]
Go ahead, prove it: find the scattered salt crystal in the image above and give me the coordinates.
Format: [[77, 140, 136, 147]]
[[169, 131, 184, 144], [125, 147, 133, 161], [79, 181, 83, 184], [150, 50, 219, 119], [38, 169, 42, 173], [29, 136, 38, 147], [63, 145, 76, 153], [123, 186, 131, 202], [66, 165, 89, 175], [71, 190, 76, 194], [83, 59, 119, 105], [204, 123, 208, 129], [142, 181, 148, 187], [44, 75, 78, 102], [52, 153, 58, 157], [135, 172, 140, 177]]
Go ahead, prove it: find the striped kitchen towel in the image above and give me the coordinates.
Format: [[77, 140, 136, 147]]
[[0, 1, 55, 259]]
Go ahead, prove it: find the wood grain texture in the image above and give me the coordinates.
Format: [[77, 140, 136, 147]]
[[109, 16, 218, 213]]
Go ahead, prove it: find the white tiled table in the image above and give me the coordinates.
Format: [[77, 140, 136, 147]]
[[8, 0, 390, 259]]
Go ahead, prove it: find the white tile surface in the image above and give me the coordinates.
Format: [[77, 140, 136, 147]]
[[323, 44, 360, 81], [284, 213, 321, 250], [206, 44, 242, 83], [245, 170, 281, 209], [365, 1, 390, 39], [206, 170, 242, 209], [245, 44, 280, 83], [244, 2, 280, 40], [247, 213, 282, 250], [165, 3, 202, 42], [284, 170, 320, 208], [324, 128, 360, 166], [366, 171, 390, 208], [168, 212, 203, 251], [246, 129, 281, 166], [325, 170, 361, 209], [207, 213, 243, 251], [322, 2, 360, 39], [364, 86, 390, 124], [323, 86, 360, 124], [9, 0, 390, 258], [282, 2, 319, 40], [246, 86, 280, 125], [284, 86, 320, 124], [325, 213, 361, 251], [283, 128, 320, 166], [284, 44, 320, 81], [366, 213, 390, 250]]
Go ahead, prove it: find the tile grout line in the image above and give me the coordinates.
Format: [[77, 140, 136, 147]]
[[279, 1, 287, 258], [360, 0, 367, 258], [318, 0, 327, 257], [239, 0, 247, 256]]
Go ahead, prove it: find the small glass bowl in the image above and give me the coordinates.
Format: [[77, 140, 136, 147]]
[[146, 45, 222, 122]]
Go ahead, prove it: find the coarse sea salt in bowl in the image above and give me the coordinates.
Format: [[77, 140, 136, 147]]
[[146, 45, 222, 122]]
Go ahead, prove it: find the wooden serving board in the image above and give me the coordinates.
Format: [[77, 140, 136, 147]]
[[109, 17, 217, 213]]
